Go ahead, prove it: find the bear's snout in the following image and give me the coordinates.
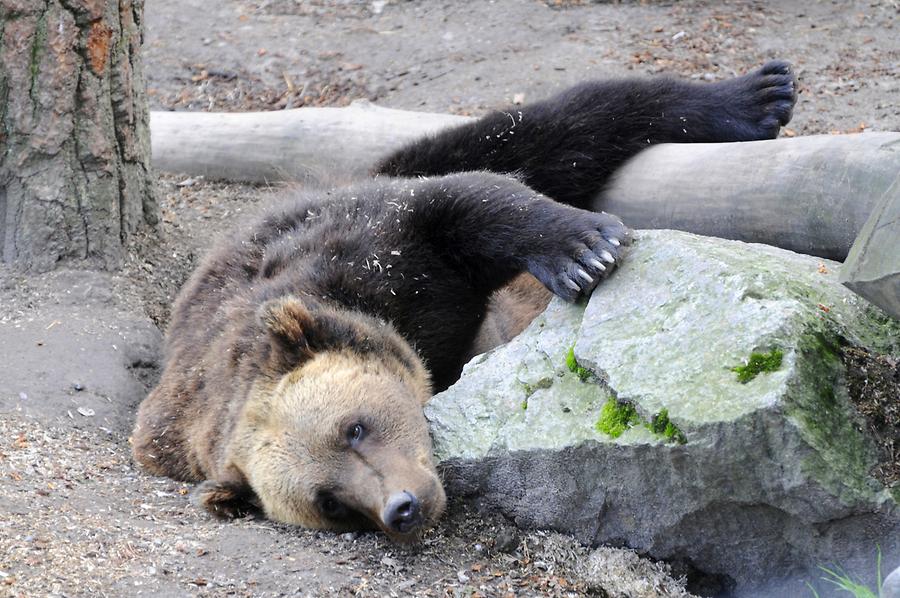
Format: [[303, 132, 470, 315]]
[[382, 490, 422, 534]]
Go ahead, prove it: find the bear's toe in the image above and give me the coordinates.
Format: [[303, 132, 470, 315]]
[[745, 62, 797, 135], [758, 59, 793, 77]]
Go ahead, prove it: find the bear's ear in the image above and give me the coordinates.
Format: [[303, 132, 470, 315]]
[[259, 296, 316, 350], [192, 478, 261, 520]]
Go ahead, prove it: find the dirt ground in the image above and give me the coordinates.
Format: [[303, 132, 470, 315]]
[[2, 0, 899, 596]]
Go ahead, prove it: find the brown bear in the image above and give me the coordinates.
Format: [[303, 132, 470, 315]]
[[132, 61, 796, 539]]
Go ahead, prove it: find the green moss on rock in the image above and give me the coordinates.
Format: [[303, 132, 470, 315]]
[[596, 400, 688, 444], [787, 332, 883, 504], [647, 409, 687, 444], [595, 399, 640, 438], [566, 346, 592, 382], [732, 349, 784, 383], [522, 377, 553, 398]]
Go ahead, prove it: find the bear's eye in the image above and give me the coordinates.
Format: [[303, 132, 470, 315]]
[[322, 497, 341, 516], [347, 423, 366, 447], [317, 493, 349, 520]]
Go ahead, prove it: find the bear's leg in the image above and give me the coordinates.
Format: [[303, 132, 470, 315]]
[[375, 61, 796, 209], [392, 172, 630, 303], [352, 171, 626, 388]]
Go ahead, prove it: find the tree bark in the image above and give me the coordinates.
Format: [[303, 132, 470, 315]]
[[0, 0, 157, 272]]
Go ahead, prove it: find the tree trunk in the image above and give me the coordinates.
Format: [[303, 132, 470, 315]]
[[0, 0, 157, 272]]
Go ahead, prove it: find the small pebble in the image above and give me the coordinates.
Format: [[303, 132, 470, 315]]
[[73, 382, 85, 391], [18, 392, 27, 400], [340, 532, 358, 541], [76, 407, 95, 417], [177, 176, 202, 187], [474, 543, 484, 552]]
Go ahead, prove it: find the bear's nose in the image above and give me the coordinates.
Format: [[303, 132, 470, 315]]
[[382, 491, 422, 534]]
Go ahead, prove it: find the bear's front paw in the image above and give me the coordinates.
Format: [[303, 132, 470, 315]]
[[192, 479, 262, 520], [527, 210, 631, 302]]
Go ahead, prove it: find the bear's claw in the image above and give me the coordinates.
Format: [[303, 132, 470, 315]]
[[528, 210, 630, 302], [587, 258, 607, 272]]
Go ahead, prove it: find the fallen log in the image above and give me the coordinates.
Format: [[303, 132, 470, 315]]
[[596, 132, 900, 262], [150, 101, 472, 184], [149, 104, 900, 262]]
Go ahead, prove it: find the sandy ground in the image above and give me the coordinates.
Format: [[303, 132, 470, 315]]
[[2, 0, 899, 596], [143, 0, 899, 133]]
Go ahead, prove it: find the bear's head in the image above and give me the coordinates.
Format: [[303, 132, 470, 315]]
[[196, 296, 445, 541]]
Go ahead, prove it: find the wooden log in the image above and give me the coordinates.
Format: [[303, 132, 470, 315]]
[[595, 133, 900, 261], [149, 104, 900, 261], [150, 101, 473, 184]]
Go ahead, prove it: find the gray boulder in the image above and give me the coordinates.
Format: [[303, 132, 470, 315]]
[[428, 230, 900, 598]]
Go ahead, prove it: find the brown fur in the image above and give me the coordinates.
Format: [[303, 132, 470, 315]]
[[134, 64, 796, 539], [132, 219, 537, 536], [134, 174, 588, 539], [227, 349, 441, 532], [133, 237, 444, 538], [470, 274, 553, 359]]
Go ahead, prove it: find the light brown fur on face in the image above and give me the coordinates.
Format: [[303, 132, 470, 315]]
[[228, 351, 445, 539], [133, 288, 447, 539]]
